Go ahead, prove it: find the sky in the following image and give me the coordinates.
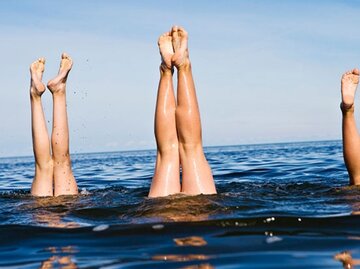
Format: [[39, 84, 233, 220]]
[[0, 0, 360, 157]]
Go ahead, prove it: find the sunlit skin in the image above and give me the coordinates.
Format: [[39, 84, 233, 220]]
[[341, 68, 360, 185], [149, 26, 216, 197], [30, 53, 78, 197], [334, 251, 360, 269]]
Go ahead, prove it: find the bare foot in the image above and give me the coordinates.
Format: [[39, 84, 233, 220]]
[[158, 31, 174, 72], [341, 68, 359, 110], [171, 26, 190, 69], [30, 58, 46, 98], [47, 53, 73, 94]]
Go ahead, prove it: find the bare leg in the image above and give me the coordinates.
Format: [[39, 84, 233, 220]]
[[172, 26, 216, 195], [30, 58, 54, 196], [341, 68, 360, 185], [149, 32, 181, 197], [47, 53, 78, 196]]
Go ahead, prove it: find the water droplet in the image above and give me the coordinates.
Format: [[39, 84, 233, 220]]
[[152, 224, 164, 230], [266, 236, 282, 244], [93, 224, 109, 232]]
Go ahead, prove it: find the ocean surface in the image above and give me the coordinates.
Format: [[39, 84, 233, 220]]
[[1, 140, 360, 268]]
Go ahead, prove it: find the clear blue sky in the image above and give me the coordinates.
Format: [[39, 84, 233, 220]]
[[0, 0, 360, 157]]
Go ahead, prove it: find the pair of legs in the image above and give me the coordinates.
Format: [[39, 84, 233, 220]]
[[149, 26, 217, 197], [341, 68, 360, 185], [30, 53, 78, 196]]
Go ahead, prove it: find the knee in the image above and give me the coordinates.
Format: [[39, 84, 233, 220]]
[[36, 158, 54, 173], [350, 175, 360, 185], [175, 107, 193, 119], [179, 141, 202, 153], [52, 153, 72, 167], [158, 142, 179, 156]]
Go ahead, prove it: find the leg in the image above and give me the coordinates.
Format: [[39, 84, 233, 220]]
[[341, 68, 360, 185], [47, 53, 78, 196], [30, 58, 54, 196], [149, 32, 181, 197], [172, 26, 216, 195]]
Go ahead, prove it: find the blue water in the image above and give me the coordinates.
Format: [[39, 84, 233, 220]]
[[0, 140, 360, 268]]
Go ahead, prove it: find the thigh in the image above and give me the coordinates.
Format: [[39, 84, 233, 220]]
[[31, 163, 54, 196], [180, 148, 216, 195], [149, 151, 180, 197], [53, 160, 78, 196]]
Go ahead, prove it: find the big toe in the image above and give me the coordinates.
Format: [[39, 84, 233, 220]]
[[62, 52, 70, 59], [60, 53, 73, 70], [158, 32, 168, 44], [30, 61, 37, 70], [171, 25, 179, 33], [171, 25, 179, 38], [178, 26, 188, 38], [353, 68, 360, 76], [30, 58, 45, 72]]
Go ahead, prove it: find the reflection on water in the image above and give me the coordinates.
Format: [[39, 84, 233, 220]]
[[31, 196, 81, 228], [180, 264, 214, 269], [152, 254, 210, 262], [334, 251, 360, 269], [137, 194, 219, 222], [39, 246, 78, 269], [174, 236, 208, 247]]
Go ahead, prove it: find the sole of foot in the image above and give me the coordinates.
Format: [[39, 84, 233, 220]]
[[47, 53, 73, 94], [341, 68, 360, 109], [30, 58, 46, 98], [171, 25, 190, 70], [158, 31, 174, 71]]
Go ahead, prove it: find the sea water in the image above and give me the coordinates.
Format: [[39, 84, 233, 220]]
[[0, 140, 359, 268]]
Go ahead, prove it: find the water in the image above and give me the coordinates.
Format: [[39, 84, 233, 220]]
[[0, 140, 360, 268]]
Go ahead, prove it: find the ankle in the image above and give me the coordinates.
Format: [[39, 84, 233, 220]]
[[30, 92, 42, 101], [160, 64, 173, 76], [176, 59, 191, 72], [341, 102, 355, 114]]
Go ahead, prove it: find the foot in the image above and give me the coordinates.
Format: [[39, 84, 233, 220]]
[[341, 68, 359, 110], [30, 58, 46, 98], [171, 26, 190, 70], [47, 53, 73, 94], [158, 31, 174, 72]]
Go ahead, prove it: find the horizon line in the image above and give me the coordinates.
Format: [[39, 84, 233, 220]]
[[0, 139, 341, 160]]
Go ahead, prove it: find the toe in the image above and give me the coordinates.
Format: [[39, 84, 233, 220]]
[[353, 68, 359, 75], [158, 34, 165, 44], [178, 26, 188, 36], [171, 26, 179, 37], [62, 52, 70, 59], [171, 25, 179, 32], [39, 57, 45, 64]]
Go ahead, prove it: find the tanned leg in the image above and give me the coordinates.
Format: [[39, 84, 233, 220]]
[[172, 26, 216, 195], [47, 53, 78, 196], [341, 68, 360, 185], [30, 58, 54, 196], [149, 31, 181, 197]]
